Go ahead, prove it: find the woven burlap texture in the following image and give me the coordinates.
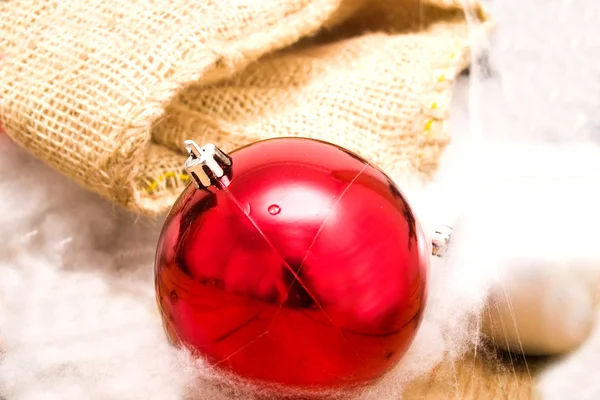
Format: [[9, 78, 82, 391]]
[[0, 0, 490, 216]]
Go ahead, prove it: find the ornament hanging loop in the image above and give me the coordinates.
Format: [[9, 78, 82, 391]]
[[184, 140, 232, 190]]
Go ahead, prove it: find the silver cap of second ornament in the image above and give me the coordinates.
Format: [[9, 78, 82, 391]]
[[184, 140, 232, 189], [431, 225, 452, 257]]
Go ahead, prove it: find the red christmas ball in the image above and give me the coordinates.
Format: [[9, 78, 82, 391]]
[[155, 137, 429, 389]]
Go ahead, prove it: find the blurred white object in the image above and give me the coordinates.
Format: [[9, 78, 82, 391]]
[[452, 175, 600, 355]]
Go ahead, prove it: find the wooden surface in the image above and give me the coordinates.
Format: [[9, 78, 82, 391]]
[[404, 348, 550, 400]]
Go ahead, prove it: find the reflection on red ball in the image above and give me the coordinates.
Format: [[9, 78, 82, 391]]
[[155, 138, 429, 388]]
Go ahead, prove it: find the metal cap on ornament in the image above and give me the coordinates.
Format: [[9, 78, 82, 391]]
[[430, 225, 452, 258], [184, 140, 232, 189]]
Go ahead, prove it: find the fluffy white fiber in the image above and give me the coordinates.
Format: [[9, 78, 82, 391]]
[[2, 0, 600, 398], [0, 134, 195, 400]]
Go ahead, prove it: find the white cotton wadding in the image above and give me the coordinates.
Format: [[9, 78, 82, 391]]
[[477, 0, 600, 144], [0, 137, 198, 400]]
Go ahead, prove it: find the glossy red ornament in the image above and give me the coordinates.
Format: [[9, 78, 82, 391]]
[[155, 137, 429, 389]]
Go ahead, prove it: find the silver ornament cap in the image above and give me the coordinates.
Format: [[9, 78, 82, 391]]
[[431, 225, 452, 257], [184, 140, 232, 189]]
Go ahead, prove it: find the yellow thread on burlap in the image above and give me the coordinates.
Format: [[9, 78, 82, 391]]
[[424, 119, 434, 133], [145, 172, 190, 194], [423, 49, 460, 138]]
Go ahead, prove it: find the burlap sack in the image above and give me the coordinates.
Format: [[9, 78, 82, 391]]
[[0, 0, 490, 216]]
